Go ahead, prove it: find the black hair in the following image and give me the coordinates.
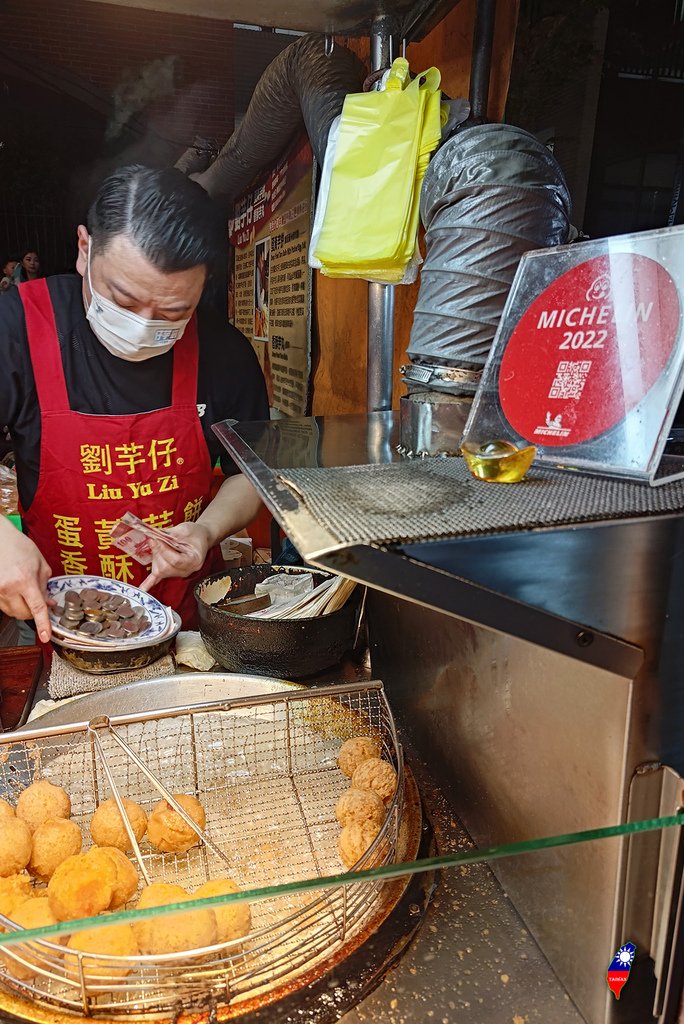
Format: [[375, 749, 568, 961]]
[[87, 165, 223, 273], [14, 250, 41, 282]]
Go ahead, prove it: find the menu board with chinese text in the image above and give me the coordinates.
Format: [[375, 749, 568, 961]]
[[228, 135, 314, 417]]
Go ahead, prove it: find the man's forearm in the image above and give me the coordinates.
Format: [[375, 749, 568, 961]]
[[195, 474, 262, 548]]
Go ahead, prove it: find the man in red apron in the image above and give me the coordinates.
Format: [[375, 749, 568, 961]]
[[0, 166, 267, 639]]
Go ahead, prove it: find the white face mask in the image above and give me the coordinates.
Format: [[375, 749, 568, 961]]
[[85, 242, 191, 361]]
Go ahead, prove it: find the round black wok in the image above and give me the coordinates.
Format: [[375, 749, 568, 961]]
[[195, 565, 361, 678]]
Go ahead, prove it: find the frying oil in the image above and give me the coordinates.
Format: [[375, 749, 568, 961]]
[[461, 440, 536, 483]]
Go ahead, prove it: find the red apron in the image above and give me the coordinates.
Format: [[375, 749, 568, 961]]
[[20, 279, 220, 627]]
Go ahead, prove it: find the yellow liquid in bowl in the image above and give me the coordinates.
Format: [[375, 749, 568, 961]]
[[461, 440, 536, 483]]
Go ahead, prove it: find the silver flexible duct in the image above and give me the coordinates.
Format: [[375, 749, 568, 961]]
[[407, 123, 572, 393], [176, 34, 365, 211]]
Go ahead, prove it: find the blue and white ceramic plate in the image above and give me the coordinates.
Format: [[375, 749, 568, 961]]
[[47, 575, 170, 645]]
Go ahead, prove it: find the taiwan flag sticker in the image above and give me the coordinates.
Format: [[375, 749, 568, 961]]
[[606, 942, 636, 999]]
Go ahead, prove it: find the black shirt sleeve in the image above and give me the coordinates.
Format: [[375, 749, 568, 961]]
[[0, 286, 31, 427], [0, 286, 42, 507], [196, 304, 269, 476]]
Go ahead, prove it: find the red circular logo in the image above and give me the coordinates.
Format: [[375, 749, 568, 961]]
[[499, 253, 681, 446]]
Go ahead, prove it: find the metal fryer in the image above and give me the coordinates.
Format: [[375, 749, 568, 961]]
[[0, 682, 404, 1018]]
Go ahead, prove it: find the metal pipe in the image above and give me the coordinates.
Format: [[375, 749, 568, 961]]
[[370, 15, 398, 70], [469, 0, 498, 120], [368, 283, 395, 413], [367, 15, 399, 413]]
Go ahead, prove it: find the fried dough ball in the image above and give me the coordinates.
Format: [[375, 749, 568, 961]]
[[90, 798, 147, 853], [335, 787, 386, 829], [28, 819, 82, 882], [351, 758, 398, 804], [337, 736, 381, 778], [147, 794, 206, 854], [0, 799, 15, 817], [16, 780, 71, 834], [0, 818, 32, 876], [65, 922, 139, 982], [0, 874, 33, 924], [133, 882, 217, 955], [47, 853, 115, 921], [86, 848, 138, 909], [3, 897, 65, 980], [194, 879, 251, 943], [338, 821, 381, 870]]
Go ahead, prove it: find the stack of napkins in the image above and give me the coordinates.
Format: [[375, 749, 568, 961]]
[[248, 573, 356, 619]]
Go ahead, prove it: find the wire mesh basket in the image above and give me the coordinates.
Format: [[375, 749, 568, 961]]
[[0, 682, 403, 1018]]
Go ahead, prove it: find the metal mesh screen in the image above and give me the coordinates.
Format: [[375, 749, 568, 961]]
[[277, 459, 684, 546]]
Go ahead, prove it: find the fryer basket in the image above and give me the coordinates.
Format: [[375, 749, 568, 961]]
[[0, 682, 403, 1017]]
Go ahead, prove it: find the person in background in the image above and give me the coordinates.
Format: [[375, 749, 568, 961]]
[[0, 165, 268, 637], [0, 257, 18, 292], [12, 250, 42, 284]]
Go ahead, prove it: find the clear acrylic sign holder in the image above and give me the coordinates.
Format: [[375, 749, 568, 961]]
[[463, 224, 684, 485]]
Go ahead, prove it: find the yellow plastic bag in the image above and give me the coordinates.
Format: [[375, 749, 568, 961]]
[[313, 61, 442, 283]]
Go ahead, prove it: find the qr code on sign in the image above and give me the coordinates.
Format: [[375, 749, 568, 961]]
[[548, 361, 592, 400]]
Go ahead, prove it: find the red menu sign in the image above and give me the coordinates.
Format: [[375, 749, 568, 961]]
[[228, 139, 313, 252], [499, 253, 681, 446]]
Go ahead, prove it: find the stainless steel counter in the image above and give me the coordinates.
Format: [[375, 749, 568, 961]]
[[341, 749, 585, 1024], [214, 413, 684, 1024]]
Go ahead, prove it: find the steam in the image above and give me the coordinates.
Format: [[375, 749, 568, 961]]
[[106, 55, 178, 141]]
